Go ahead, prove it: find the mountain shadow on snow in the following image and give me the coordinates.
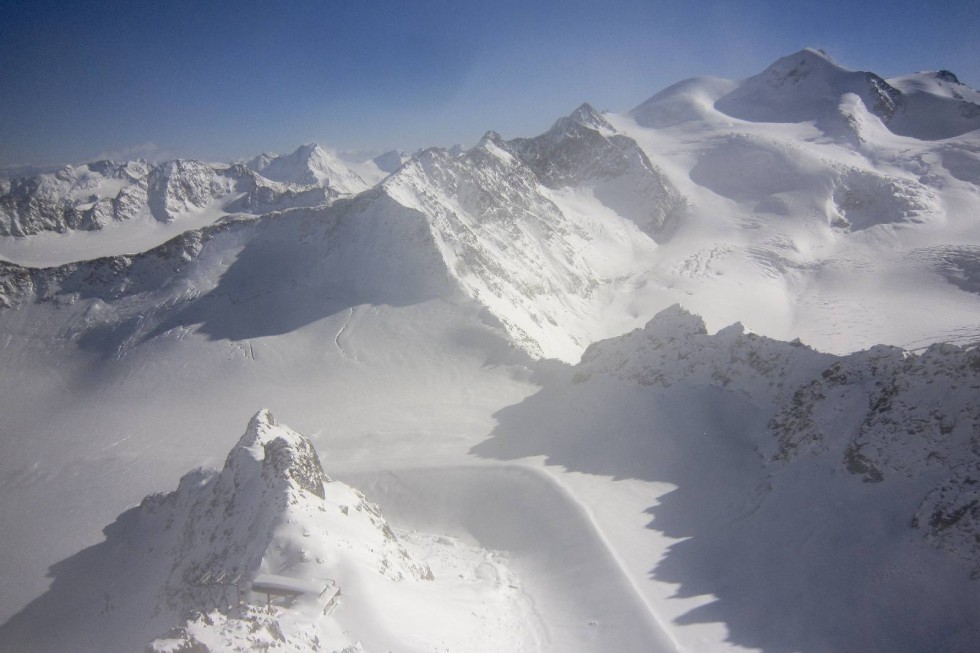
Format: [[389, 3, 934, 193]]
[[472, 305, 980, 653]]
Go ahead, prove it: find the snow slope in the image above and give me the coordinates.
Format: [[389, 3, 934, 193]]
[[1, 410, 551, 652], [246, 143, 369, 194], [0, 145, 366, 265], [381, 125, 670, 361], [610, 48, 980, 353], [2, 48, 980, 653], [474, 305, 980, 652]]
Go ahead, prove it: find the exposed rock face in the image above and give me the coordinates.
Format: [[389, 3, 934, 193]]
[[146, 160, 231, 223], [576, 304, 834, 404], [771, 343, 980, 473], [0, 217, 240, 309], [915, 461, 980, 578], [226, 408, 331, 500], [378, 107, 677, 361], [381, 133, 606, 360], [147, 604, 320, 653], [262, 435, 329, 499], [767, 341, 980, 573], [510, 103, 685, 238], [0, 161, 148, 236]]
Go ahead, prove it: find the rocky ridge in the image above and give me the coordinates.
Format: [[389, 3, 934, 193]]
[[509, 103, 685, 238], [0, 144, 366, 237], [0, 410, 432, 652], [578, 305, 980, 575], [378, 105, 678, 360]]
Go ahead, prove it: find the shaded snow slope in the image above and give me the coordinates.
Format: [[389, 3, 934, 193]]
[[474, 304, 980, 653], [0, 193, 457, 341], [345, 465, 676, 653], [887, 69, 980, 141], [372, 149, 411, 174]]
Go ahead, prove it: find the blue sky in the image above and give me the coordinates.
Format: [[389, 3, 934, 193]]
[[1, 0, 978, 167]]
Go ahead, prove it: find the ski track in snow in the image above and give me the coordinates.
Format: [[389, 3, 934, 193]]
[[334, 307, 357, 361], [342, 464, 679, 653]]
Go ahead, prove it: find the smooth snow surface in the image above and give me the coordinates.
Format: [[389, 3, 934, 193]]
[[2, 48, 980, 653], [344, 466, 676, 652]]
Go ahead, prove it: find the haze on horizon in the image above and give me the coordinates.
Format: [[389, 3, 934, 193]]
[[1, 0, 978, 168]]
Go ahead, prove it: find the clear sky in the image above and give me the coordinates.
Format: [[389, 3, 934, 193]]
[[2, 0, 978, 168]]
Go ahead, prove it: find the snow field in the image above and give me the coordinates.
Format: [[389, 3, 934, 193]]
[[342, 465, 677, 652]]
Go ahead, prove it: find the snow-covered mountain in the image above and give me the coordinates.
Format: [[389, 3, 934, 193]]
[[711, 48, 980, 140], [575, 304, 980, 580], [0, 143, 367, 240], [2, 49, 980, 652], [0, 410, 549, 652], [380, 110, 679, 360], [474, 304, 980, 652], [0, 103, 682, 361], [372, 149, 412, 174], [246, 143, 369, 194]]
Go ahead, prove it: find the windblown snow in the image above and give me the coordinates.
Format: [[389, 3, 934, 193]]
[[1, 48, 980, 652]]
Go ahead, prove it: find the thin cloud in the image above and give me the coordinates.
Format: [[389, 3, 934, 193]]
[[87, 141, 172, 164]]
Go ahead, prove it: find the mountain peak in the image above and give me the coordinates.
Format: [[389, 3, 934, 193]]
[[372, 149, 410, 173], [714, 47, 904, 128], [245, 407, 278, 438], [645, 303, 708, 336], [472, 131, 517, 163], [230, 409, 330, 499], [568, 102, 607, 128], [477, 130, 506, 147], [759, 48, 847, 86], [246, 142, 367, 193], [246, 151, 277, 169], [788, 47, 837, 64], [238, 408, 279, 446], [295, 142, 326, 158]]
